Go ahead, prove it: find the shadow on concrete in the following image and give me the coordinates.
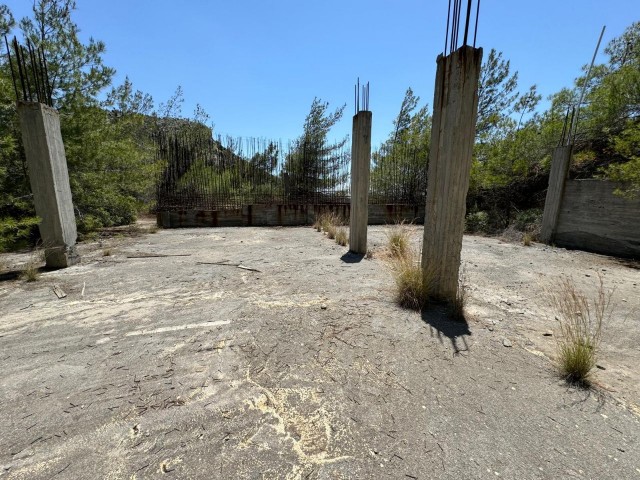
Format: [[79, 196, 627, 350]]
[[0, 266, 53, 282], [340, 252, 364, 264], [0, 270, 22, 282], [421, 304, 471, 354]]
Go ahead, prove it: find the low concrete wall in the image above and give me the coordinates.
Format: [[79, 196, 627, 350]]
[[555, 180, 640, 259], [158, 204, 425, 228]]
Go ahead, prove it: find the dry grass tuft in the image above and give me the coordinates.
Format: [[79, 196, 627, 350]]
[[389, 247, 433, 310], [549, 274, 613, 385], [386, 223, 411, 259], [335, 228, 348, 246], [522, 233, 533, 246], [21, 259, 40, 282], [315, 211, 343, 235], [448, 268, 468, 321], [326, 224, 337, 239], [103, 248, 112, 257], [365, 248, 374, 260], [148, 225, 159, 234], [21, 244, 47, 282]]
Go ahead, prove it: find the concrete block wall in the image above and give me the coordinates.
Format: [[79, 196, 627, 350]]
[[157, 204, 425, 229], [554, 179, 640, 259]]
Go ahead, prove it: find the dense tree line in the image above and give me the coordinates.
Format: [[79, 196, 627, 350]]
[[0, 1, 637, 251], [0, 1, 207, 251], [376, 22, 639, 233]]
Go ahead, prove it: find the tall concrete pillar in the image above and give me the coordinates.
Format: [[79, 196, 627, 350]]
[[540, 145, 572, 244], [349, 110, 372, 254], [18, 102, 79, 268], [422, 46, 483, 301]]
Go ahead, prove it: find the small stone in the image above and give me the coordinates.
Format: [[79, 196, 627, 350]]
[[503, 338, 513, 347], [543, 331, 553, 337], [596, 364, 606, 370], [487, 326, 494, 332], [320, 304, 327, 310]]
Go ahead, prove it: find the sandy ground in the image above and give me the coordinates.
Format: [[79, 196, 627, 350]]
[[0, 224, 638, 479]]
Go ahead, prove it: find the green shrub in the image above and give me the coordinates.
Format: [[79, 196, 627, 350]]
[[465, 211, 489, 234], [513, 208, 542, 234], [0, 216, 40, 252]]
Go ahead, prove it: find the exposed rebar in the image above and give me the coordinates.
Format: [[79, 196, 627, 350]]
[[4, 36, 54, 106]]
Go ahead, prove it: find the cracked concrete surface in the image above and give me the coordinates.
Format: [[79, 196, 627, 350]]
[[0, 225, 638, 479]]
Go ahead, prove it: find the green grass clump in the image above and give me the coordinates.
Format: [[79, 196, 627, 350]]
[[550, 275, 612, 385]]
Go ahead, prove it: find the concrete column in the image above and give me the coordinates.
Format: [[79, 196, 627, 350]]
[[422, 46, 483, 301], [349, 110, 372, 254], [18, 102, 79, 268], [540, 145, 572, 244]]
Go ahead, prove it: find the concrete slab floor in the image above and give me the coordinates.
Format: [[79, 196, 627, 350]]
[[0, 225, 638, 479]]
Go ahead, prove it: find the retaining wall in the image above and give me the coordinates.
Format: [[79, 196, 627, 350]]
[[555, 180, 640, 259], [157, 204, 425, 228]]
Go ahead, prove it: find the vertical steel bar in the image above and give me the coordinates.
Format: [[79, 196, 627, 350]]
[[5, 36, 20, 101], [463, 0, 472, 46]]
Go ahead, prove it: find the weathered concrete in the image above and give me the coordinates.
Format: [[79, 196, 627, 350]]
[[554, 179, 640, 259], [540, 145, 573, 244], [422, 46, 483, 300], [1, 225, 639, 479], [157, 204, 424, 228], [17, 102, 78, 268], [349, 111, 372, 254]]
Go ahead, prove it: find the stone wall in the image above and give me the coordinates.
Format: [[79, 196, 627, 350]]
[[555, 180, 640, 259], [157, 204, 425, 229]]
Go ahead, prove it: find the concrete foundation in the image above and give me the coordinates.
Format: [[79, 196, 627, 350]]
[[157, 204, 424, 228], [349, 111, 372, 254], [422, 46, 483, 300], [540, 145, 572, 244], [18, 102, 79, 268]]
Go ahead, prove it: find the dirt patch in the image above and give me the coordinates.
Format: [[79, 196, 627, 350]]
[[0, 225, 638, 479]]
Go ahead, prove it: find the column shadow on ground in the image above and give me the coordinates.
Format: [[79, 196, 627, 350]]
[[340, 252, 364, 264], [421, 305, 471, 354]]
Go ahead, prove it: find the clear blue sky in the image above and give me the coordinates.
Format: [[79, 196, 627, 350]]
[[5, 1, 639, 146]]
